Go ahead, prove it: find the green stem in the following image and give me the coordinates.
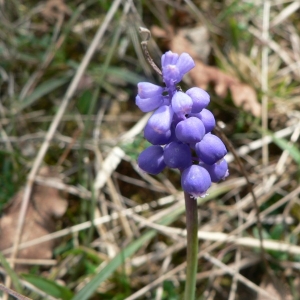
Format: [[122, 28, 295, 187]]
[[184, 191, 198, 300]]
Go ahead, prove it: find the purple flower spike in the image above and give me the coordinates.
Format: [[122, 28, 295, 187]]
[[201, 159, 229, 182], [164, 142, 192, 169], [190, 109, 215, 133], [172, 91, 193, 117], [175, 117, 205, 144], [135, 50, 228, 193], [176, 53, 195, 76], [195, 133, 227, 165], [135, 95, 163, 112], [186, 87, 210, 113], [181, 165, 211, 198], [138, 145, 166, 175], [138, 82, 164, 99]]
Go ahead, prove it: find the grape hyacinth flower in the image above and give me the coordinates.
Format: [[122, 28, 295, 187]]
[[136, 28, 229, 300], [136, 50, 229, 198]]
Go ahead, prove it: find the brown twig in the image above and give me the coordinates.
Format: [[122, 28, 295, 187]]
[[139, 27, 162, 76], [0, 284, 32, 300]]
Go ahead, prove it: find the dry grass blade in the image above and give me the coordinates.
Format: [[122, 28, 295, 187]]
[[0, 284, 31, 300], [261, 0, 270, 186], [6, 0, 123, 291], [1, 0, 300, 298], [271, 0, 300, 27], [203, 253, 278, 300]]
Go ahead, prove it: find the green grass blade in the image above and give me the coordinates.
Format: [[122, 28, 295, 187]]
[[72, 229, 157, 300], [17, 75, 71, 112], [72, 204, 185, 300], [22, 274, 73, 300], [91, 66, 146, 85], [271, 133, 300, 165], [0, 252, 23, 294]]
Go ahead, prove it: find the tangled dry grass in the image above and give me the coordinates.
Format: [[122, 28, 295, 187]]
[[0, 0, 300, 299]]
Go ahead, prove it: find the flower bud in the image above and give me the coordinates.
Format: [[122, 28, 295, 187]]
[[144, 124, 172, 145], [136, 95, 163, 112], [201, 159, 229, 182], [138, 145, 166, 175], [181, 165, 211, 198], [189, 108, 215, 133], [195, 133, 227, 165], [147, 105, 173, 132], [164, 142, 192, 169], [172, 91, 193, 117], [163, 65, 181, 86], [161, 51, 179, 67], [186, 87, 210, 113], [175, 117, 205, 144], [176, 53, 195, 76], [138, 82, 164, 99]]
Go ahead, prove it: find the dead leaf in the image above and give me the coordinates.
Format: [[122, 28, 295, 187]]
[[0, 167, 68, 270], [152, 25, 262, 117]]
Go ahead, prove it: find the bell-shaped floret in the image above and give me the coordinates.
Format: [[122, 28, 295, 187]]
[[172, 91, 193, 117], [176, 53, 195, 76], [161, 51, 179, 67], [138, 82, 164, 99], [144, 105, 174, 145], [181, 165, 211, 198], [201, 159, 229, 182], [186, 87, 210, 113], [136, 82, 164, 112], [162, 64, 181, 87], [138, 145, 166, 175], [136, 95, 164, 112], [161, 51, 183, 87], [195, 133, 227, 165], [147, 105, 174, 132], [164, 142, 192, 169], [175, 117, 205, 144], [144, 125, 172, 145], [190, 109, 215, 133]]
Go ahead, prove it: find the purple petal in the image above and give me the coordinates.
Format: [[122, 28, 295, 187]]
[[201, 159, 229, 182], [189, 109, 215, 133], [144, 105, 174, 145], [136, 95, 163, 112], [161, 51, 179, 67], [144, 124, 172, 145], [164, 142, 192, 169], [175, 117, 205, 143], [162, 65, 181, 86], [138, 145, 166, 175], [138, 82, 164, 99], [176, 53, 195, 75], [171, 91, 193, 117], [195, 133, 227, 165], [186, 87, 210, 113], [147, 105, 174, 133], [181, 165, 211, 198]]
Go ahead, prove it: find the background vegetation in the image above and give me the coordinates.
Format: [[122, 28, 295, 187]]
[[0, 0, 300, 299]]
